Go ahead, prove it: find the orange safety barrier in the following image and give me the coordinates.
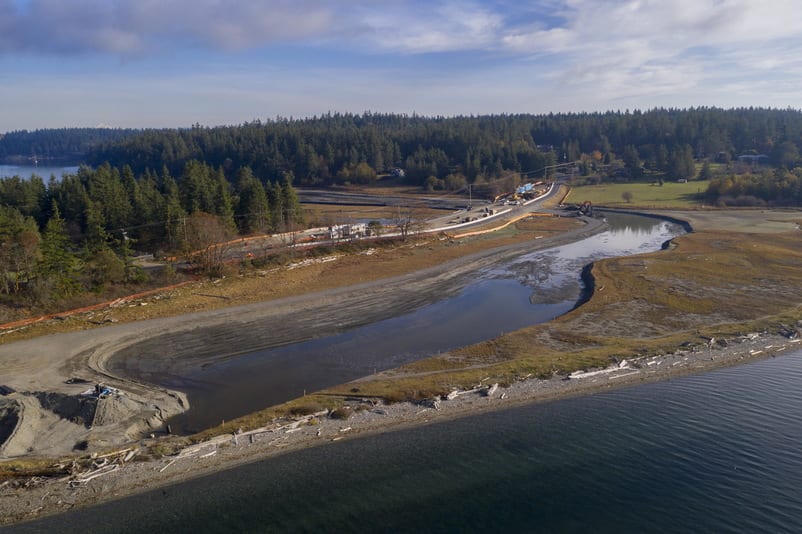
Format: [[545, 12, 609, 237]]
[[0, 280, 195, 331], [446, 212, 552, 240]]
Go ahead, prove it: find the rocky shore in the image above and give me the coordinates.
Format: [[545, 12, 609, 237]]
[[1, 327, 799, 526], [3, 208, 801, 526]]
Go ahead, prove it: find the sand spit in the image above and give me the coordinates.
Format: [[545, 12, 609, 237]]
[[0, 216, 607, 462], [1, 328, 798, 526]]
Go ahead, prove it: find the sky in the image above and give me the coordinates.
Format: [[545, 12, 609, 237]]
[[2, 0, 802, 131]]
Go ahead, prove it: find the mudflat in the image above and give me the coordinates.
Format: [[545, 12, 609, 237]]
[[0, 215, 603, 459], [2, 208, 802, 526]]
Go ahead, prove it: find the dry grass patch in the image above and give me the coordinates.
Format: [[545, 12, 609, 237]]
[[1, 216, 580, 344], [190, 394, 347, 442], [332, 227, 802, 404], [0, 458, 70, 481]]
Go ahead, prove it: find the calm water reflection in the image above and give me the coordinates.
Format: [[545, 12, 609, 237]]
[[121, 214, 683, 432]]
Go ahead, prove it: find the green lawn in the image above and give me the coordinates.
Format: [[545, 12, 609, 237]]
[[568, 180, 710, 209]]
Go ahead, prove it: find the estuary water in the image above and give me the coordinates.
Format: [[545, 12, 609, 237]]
[[114, 214, 684, 433], [0, 164, 79, 180], [12, 349, 802, 533]]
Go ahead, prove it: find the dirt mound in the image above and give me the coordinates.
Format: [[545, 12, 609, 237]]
[[33, 391, 97, 427], [92, 394, 142, 426], [0, 399, 20, 448], [32, 390, 147, 428]]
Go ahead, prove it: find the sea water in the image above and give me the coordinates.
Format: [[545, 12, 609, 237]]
[[12, 349, 802, 532]]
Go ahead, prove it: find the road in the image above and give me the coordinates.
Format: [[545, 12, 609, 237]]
[[170, 181, 567, 266]]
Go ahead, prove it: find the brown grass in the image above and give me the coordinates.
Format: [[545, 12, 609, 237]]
[[309, 228, 802, 403], [1, 216, 580, 344], [0, 458, 71, 479]]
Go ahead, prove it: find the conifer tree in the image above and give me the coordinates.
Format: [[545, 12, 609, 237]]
[[268, 181, 285, 232], [0, 206, 40, 295], [162, 171, 187, 250], [38, 201, 80, 299], [235, 167, 271, 234], [213, 166, 237, 230], [280, 171, 304, 227]]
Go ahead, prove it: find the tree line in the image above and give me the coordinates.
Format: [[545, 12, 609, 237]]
[[82, 108, 802, 189], [704, 167, 802, 206], [0, 128, 140, 162], [0, 161, 303, 305]]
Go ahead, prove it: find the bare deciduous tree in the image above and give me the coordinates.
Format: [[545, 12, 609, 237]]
[[183, 212, 235, 277], [393, 204, 424, 240]]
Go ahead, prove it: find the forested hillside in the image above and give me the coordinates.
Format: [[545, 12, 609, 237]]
[[0, 128, 140, 162], [3, 107, 802, 310], [0, 161, 303, 308], [87, 108, 802, 187]]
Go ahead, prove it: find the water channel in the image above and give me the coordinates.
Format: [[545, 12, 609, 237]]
[[14, 213, 802, 532], [0, 164, 79, 180], [113, 213, 685, 433]]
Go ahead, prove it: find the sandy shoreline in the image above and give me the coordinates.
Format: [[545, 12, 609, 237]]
[[0, 216, 607, 457], [2, 328, 799, 526], [2, 208, 802, 525]]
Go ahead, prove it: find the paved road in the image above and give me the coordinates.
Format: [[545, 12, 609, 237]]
[[172, 181, 567, 266]]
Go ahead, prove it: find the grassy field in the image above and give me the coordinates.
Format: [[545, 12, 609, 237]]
[[313, 226, 802, 409], [568, 179, 710, 209], [0, 213, 581, 344], [189, 209, 802, 440]]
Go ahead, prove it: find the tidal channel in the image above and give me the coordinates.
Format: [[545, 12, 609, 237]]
[[113, 213, 685, 433]]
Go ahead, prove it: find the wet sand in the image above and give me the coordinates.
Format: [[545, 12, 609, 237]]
[[0, 216, 607, 460], [2, 208, 801, 525]]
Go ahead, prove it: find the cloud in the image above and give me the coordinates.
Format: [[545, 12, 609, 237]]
[[2, 0, 802, 131], [6, 0, 801, 66], [353, 1, 505, 53], [0, 0, 336, 55], [500, 0, 802, 102]]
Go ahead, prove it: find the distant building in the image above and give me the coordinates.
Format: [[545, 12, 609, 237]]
[[737, 154, 769, 165], [389, 168, 405, 178], [328, 223, 368, 240]]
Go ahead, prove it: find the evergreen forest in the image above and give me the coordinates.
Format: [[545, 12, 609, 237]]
[[3, 106, 802, 309]]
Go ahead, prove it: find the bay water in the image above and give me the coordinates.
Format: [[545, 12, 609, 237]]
[[0, 164, 79, 180], [11, 349, 802, 532]]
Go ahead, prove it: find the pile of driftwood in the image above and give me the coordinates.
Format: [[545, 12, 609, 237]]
[[421, 380, 503, 411], [158, 409, 330, 473], [61, 448, 139, 488]]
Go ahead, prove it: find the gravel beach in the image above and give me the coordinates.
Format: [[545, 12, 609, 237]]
[[1, 327, 797, 526], [2, 208, 801, 526]]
